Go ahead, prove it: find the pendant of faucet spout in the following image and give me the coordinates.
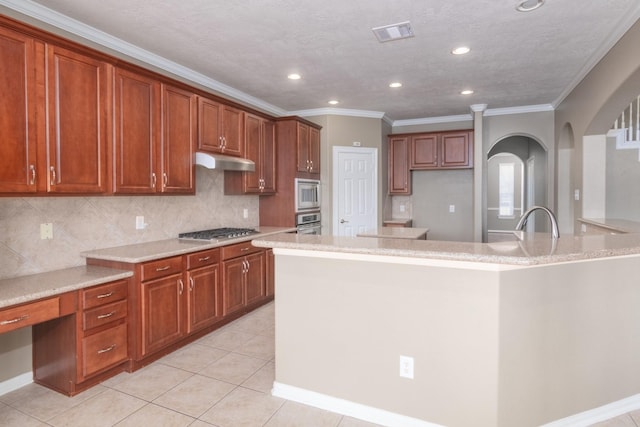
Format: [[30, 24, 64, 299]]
[[515, 206, 560, 239]]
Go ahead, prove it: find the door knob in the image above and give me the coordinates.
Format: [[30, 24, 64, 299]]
[[340, 219, 349, 224]]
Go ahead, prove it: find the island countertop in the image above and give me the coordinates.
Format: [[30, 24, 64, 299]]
[[252, 231, 640, 266]]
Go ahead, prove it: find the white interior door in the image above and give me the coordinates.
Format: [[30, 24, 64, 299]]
[[333, 146, 377, 236]]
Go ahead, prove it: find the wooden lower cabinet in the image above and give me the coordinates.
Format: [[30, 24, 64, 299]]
[[221, 242, 267, 316], [87, 244, 271, 370], [32, 279, 130, 396]]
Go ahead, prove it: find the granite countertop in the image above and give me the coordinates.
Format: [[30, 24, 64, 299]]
[[578, 218, 640, 233], [0, 266, 133, 309], [82, 226, 296, 263], [252, 231, 640, 266], [357, 227, 428, 240]]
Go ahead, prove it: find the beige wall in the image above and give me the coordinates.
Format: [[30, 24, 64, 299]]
[[555, 19, 640, 227], [273, 250, 640, 427]]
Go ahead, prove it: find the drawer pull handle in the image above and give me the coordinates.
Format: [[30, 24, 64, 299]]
[[97, 344, 116, 354], [198, 256, 211, 261], [0, 315, 29, 325], [96, 291, 113, 299], [97, 311, 115, 319], [240, 247, 249, 252], [155, 266, 171, 272]]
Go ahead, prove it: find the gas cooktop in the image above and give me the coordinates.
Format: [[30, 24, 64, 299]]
[[178, 227, 258, 241]]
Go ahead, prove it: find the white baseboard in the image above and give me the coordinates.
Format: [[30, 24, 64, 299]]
[[541, 394, 640, 427], [271, 381, 444, 427], [0, 372, 32, 396], [273, 382, 640, 427]]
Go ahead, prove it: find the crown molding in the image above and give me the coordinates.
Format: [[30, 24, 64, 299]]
[[288, 107, 386, 119], [483, 104, 554, 117], [551, 3, 640, 109], [470, 104, 488, 113], [0, 0, 287, 117], [392, 114, 473, 128]]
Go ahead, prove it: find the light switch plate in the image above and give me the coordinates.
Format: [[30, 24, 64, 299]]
[[40, 223, 53, 239]]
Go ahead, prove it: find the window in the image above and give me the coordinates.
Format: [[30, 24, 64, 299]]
[[498, 163, 515, 217]]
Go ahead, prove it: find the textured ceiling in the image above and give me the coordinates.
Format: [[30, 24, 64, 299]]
[[11, 0, 640, 121]]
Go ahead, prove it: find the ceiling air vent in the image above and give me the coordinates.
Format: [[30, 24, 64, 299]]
[[372, 21, 414, 43]]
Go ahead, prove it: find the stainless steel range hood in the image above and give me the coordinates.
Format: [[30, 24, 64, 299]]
[[195, 152, 255, 172]]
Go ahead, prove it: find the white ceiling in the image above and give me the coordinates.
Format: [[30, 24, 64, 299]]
[[4, 0, 640, 123]]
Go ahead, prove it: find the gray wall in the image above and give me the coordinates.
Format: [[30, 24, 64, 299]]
[[411, 170, 474, 241], [606, 139, 640, 220]]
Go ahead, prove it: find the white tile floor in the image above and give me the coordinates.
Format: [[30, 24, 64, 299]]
[[0, 300, 636, 426], [0, 302, 380, 427]]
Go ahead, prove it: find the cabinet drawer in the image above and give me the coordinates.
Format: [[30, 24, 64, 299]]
[[83, 300, 127, 331], [82, 280, 128, 310], [0, 297, 59, 334], [186, 248, 220, 269], [140, 256, 183, 281], [82, 323, 128, 378], [221, 241, 261, 260]]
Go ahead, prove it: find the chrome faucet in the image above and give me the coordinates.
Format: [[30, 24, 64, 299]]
[[515, 206, 560, 239]]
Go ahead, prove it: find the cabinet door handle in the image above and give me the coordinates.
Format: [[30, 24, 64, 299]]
[[189, 276, 194, 291], [151, 172, 157, 188], [97, 344, 116, 354], [97, 311, 115, 319], [179, 279, 184, 295], [49, 166, 57, 185], [29, 165, 36, 185], [96, 291, 113, 299], [198, 256, 211, 262], [309, 160, 313, 171], [155, 266, 170, 272], [162, 173, 168, 188], [0, 315, 28, 326]]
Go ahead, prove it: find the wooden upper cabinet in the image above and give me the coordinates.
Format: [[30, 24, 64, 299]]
[[46, 45, 110, 193], [410, 134, 438, 169], [224, 113, 276, 195], [440, 131, 472, 168], [0, 26, 37, 193], [295, 122, 320, 178], [197, 97, 244, 157], [113, 68, 160, 193], [408, 130, 473, 170], [388, 136, 410, 195], [161, 84, 195, 193]]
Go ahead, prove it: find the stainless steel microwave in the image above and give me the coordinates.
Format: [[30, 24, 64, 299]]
[[294, 178, 321, 212]]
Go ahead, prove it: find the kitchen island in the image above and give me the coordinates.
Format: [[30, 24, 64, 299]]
[[252, 232, 640, 427]]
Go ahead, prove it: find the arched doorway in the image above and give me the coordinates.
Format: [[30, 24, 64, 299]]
[[486, 135, 548, 242]]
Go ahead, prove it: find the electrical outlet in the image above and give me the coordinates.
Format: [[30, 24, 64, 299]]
[[136, 216, 146, 230], [399, 355, 414, 379], [449, 204, 455, 213], [574, 189, 580, 201], [399, 204, 405, 213], [40, 223, 53, 240], [243, 208, 249, 219]]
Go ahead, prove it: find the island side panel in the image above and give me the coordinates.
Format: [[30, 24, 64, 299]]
[[498, 255, 640, 427], [273, 252, 502, 427]]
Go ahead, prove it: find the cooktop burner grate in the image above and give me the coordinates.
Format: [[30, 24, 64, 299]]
[[179, 227, 257, 241]]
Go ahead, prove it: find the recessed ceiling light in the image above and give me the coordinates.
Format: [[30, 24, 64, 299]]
[[389, 82, 402, 88], [461, 90, 474, 95], [287, 73, 301, 80], [516, 0, 545, 12], [452, 46, 470, 55], [328, 100, 339, 105]]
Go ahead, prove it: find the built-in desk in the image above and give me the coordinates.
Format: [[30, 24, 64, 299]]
[[0, 266, 133, 395]]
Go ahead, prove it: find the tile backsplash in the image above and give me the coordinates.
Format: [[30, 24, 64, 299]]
[[0, 169, 259, 280]]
